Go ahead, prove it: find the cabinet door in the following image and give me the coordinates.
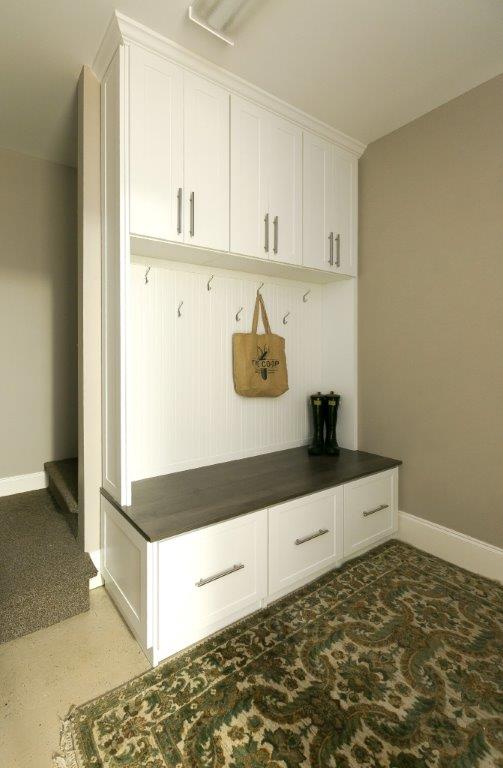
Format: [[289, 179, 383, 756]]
[[184, 72, 229, 251], [332, 147, 358, 276], [129, 47, 184, 242], [230, 96, 269, 259], [343, 469, 398, 557], [302, 131, 334, 271], [268, 488, 343, 599], [268, 113, 302, 265], [157, 510, 267, 660]]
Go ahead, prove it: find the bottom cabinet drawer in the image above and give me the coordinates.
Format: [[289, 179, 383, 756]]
[[343, 469, 398, 557], [268, 488, 342, 598], [156, 510, 267, 658]]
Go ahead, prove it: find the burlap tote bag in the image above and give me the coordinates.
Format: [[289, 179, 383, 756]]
[[232, 292, 289, 397]]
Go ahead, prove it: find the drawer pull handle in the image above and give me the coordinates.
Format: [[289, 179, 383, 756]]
[[362, 503, 389, 518], [295, 528, 329, 546], [195, 563, 244, 588]]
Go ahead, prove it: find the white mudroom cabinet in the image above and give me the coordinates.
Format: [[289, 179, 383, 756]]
[[93, 13, 400, 666]]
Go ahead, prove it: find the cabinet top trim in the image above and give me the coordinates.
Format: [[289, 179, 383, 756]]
[[93, 11, 366, 158], [101, 447, 401, 543]]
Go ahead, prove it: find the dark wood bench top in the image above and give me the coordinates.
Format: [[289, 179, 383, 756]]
[[102, 447, 402, 542]]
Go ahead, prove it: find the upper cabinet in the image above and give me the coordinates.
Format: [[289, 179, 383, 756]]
[[184, 72, 229, 252], [303, 131, 358, 276], [229, 97, 269, 260], [267, 113, 302, 266], [130, 49, 229, 251], [124, 33, 361, 279], [129, 47, 184, 243], [230, 97, 302, 265]]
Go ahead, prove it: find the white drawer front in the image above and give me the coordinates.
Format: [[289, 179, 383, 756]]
[[269, 488, 342, 598], [157, 510, 267, 658], [343, 469, 398, 556]]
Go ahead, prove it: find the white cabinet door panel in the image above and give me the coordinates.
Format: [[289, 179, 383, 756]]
[[230, 96, 269, 259], [129, 46, 183, 242], [157, 510, 267, 658], [184, 72, 229, 251], [343, 469, 398, 556], [303, 131, 333, 271], [268, 114, 302, 265], [269, 488, 342, 598], [333, 147, 357, 276]]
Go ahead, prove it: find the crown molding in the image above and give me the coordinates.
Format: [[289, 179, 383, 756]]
[[92, 11, 366, 158]]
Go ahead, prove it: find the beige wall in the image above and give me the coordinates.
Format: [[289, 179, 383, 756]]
[[0, 148, 77, 478], [358, 74, 503, 549]]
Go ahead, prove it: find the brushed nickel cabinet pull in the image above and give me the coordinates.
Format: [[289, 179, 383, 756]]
[[177, 187, 182, 235], [335, 233, 341, 267], [362, 503, 389, 518], [189, 191, 195, 237], [264, 213, 269, 252], [328, 232, 334, 265], [273, 215, 279, 254], [295, 528, 329, 546], [195, 562, 244, 588]]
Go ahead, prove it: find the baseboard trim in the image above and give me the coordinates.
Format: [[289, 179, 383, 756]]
[[89, 548, 103, 590], [0, 470, 48, 497], [398, 511, 502, 584]]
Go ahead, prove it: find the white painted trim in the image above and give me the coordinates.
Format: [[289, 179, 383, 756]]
[[0, 471, 47, 497], [92, 12, 366, 157], [398, 511, 503, 584], [88, 548, 104, 590]]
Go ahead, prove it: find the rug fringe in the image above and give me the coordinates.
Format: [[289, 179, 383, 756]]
[[52, 706, 82, 768]]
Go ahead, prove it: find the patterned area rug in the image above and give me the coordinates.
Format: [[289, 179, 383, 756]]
[[54, 541, 503, 767]]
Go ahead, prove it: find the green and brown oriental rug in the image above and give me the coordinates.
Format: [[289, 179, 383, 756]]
[[54, 541, 503, 767]]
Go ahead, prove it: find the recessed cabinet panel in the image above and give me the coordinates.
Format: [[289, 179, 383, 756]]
[[302, 134, 358, 276], [303, 132, 334, 271], [157, 510, 267, 658], [230, 96, 269, 259], [268, 113, 302, 265], [343, 470, 397, 556], [333, 147, 357, 276], [268, 488, 342, 598], [184, 72, 230, 251], [129, 47, 184, 242]]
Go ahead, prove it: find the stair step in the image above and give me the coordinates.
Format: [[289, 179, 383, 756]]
[[0, 488, 96, 644], [44, 459, 78, 537]]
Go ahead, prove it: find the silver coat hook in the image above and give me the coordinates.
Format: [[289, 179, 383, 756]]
[[145, 266, 151, 284], [235, 307, 244, 322], [207, 274, 214, 291], [302, 290, 311, 303], [283, 311, 290, 325], [177, 301, 184, 317]]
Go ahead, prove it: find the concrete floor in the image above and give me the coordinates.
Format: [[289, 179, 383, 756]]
[[0, 586, 149, 768]]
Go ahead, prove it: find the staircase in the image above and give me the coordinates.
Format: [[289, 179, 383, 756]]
[[45, 457, 79, 537], [0, 459, 97, 645]]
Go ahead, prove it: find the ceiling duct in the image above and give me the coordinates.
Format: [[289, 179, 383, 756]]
[[188, 0, 251, 46]]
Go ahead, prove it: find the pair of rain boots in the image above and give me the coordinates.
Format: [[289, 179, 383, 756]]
[[308, 391, 341, 456]]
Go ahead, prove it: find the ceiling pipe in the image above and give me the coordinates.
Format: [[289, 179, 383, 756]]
[[188, 0, 250, 46]]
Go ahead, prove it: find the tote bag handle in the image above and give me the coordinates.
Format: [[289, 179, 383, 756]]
[[251, 291, 272, 335]]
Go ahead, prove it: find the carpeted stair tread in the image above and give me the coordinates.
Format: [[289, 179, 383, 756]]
[[0, 489, 96, 644], [44, 457, 78, 516]]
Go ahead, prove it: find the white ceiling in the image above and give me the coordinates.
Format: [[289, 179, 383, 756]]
[[2, 0, 503, 167]]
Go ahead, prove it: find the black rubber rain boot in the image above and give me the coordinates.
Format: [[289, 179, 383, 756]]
[[308, 393, 325, 455], [324, 391, 341, 456]]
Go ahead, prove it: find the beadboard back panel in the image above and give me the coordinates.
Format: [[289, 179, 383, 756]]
[[130, 261, 326, 480]]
